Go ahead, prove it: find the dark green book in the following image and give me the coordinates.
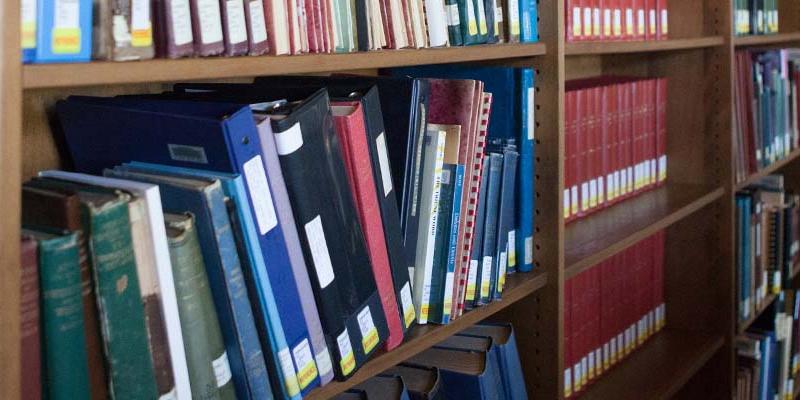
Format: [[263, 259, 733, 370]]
[[446, 0, 463, 45], [165, 212, 236, 400], [32, 178, 158, 399], [22, 228, 90, 400]]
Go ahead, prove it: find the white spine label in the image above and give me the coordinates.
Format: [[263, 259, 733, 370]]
[[525, 236, 533, 265], [197, 0, 223, 44], [171, 0, 194, 45], [212, 352, 233, 388], [314, 348, 333, 378], [527, 87, 535, 140], [244, 155, 278, 235], [226, 0, 247, 44], [375, 133, 394, 197], [248, 0, 268, 43], [304, 215, 335, 289]]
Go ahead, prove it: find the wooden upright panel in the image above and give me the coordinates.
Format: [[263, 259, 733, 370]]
[[0, 0, 22, 396]]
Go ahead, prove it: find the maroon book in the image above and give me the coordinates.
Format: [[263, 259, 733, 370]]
[[244, 0, 270, 55], [190, 0, 226, 55], [221, 0, 250, 55], [153, 0, 195, 58], [20, 236, 40, 400]]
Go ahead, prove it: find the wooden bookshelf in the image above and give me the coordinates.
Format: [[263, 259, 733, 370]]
[[565, 184, 724, 278], [23, 43, 547, 89], [2, 0, 799, 398], [306, 270, 547, 399], [734, 32, 800, 46], [578, 329, 724, 400], [565, 36, 725, 56], [737, 292, 778, 334], [735, 148, 800, 191]]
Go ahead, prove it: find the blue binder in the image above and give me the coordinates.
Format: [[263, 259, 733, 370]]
[[104, 167, 269, 400], [121, 162, 298, 400], [57, 96, 319, 398]]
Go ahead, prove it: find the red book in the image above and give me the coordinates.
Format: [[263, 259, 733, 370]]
[[645, 0, 657, 40], [592, 86, 604, 211], [584, 87, 597, 214], [577, 271, 588, 393], [622, 0, 634, 40], [657, 0, 668, 39], [567, 0, 577, 42], [455, 92, 491, 317], [584, 0, 596, 41], [565, 90, 575, 223], [571, 275, 583, 394], [601, 0, 611, 39], [263, 0, 291, 54], [304, 0, 322, 52], [633, 0, 646, 40], [564, 279, 574, 398], [590, 266, 602, 381], [654, 231, 666, 331], [606, 83, 619, 206], [593, 0, 603, 40], [656, 78, 668, 185], [632, 79, 645, 194], [331, 101, 405, 350], [20, 236, 40, 400], [607, 0, 621, 39], [620, 81, 634, 199], [648, 79, 658, 189]]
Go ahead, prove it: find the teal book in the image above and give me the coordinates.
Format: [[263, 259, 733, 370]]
[[31, 178, 159, 399], [429, 163, 456, 324], [442, 164, 464, 324], [457, 0, 483, 44], [22, 228, 90, 400], [446, 0, 463, 45]]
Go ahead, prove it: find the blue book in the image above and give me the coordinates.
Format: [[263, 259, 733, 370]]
[[122, 162, 298, 400], [519, 0, 538, 42], [443, 164, 465, 324], [104, 167, 268, 400], [386, 65, 536, 273], [467, 162, 491, 309], [34, 0, 92, 63], [491, 147, 519, 298], [57, 97, 319, 398], [460, 323, 528, 400], [435, 335, 507, 400], [480, 154, 503, 306]]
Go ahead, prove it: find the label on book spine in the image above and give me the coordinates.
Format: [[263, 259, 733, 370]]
[[170, 0, 193, 45], [305, 215, 335, 289], [593, 8, 600, 36], [604, 9, 611, 36], [131, 0, 153, 47], [614, 9, 622, 36], [573, 8, 582, 37], [589, 179, 597, 208], [498, 251, 507, 292], [625, 9, 634, 35], [466, 260, 478, 301], [357, 306, 379, 354], [400, 283, 415, 328], [336, 330, 356, 376], [278, 349, 300, 396], [52, 0, 81, 54], [581, 182, 589, 212], [248, 0, 267, 43], [563, 189, 570, 219], [292, 339, 318, 390], [603, 342, 611, 369], [649, 9, 656, 34], [564, 368, 572, 397], [314, 348, 333, 379], [583, 8, 592, 36], [527, 87, 535, 140], [212, 352, 233, 388], [476, 0, 488, 34], [571, 186, 578, 215], [244, 155, 278, 234], [588, 351, 595, 379], [480, 256, 492, 298], [226, 0, 247, 44], [637, 9, 645, 35], [467, 0, 478, 35], [508, 230, 516, 267], [197, 0, 224, 43], [525, 237, 533, 265], [443, 272, 454, 315], [21, 0, 36, 48], [375, 133, 394, 197]]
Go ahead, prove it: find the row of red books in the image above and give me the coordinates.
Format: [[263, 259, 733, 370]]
[[564, 231, 666, 398], [565, 0, 669, 42], [564, 77, 668, 223]]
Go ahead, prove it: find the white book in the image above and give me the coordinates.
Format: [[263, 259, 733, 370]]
[[423, 0, 448, 46], [266, 0, 291, 54], [39, 170, 191, 400], [412, 128, 446, 324]]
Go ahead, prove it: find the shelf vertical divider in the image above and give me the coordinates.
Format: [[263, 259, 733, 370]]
[[1, 0, 23, 396]]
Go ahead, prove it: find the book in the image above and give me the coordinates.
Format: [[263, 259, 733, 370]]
[[408, 346, 504, 399], [22, 228, 90, 400], [383, 364, 443, 400], [478, 153, 503, 306], [152, 0, 195, 58], [460, 323, 528, 400], [220, 0, 250, 55], [92, 0, 155, 60], [21, 183, 109, 399], [19, 236, 40, 400], [466, 160, 491, 309], [189, 0, 225, 55], [33, 0, 93, 62], [37, 170, 192, 400], [332, 100, 405, 347], [244, 0, 270, 54], [491, 144, 519, 294], [104, 168, 264, 399], [164, 212, 237, 400]]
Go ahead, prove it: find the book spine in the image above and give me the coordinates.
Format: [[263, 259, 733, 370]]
[[38, 232, 91, 400], [479, 154, 503, 305], [443, 164, 465, 323], [445, 0, 463, 45], [166, 214, 235, 400], [20, 237, 41, 400], [518, 68, 536, 272], [429, 163, 456, 324], [88, 199, 159, 399]]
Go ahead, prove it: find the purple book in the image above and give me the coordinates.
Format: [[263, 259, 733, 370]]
[[255, 115, 335, 385], [244, 0, 270, 55], [220, 0, 250, 55], [189, 0, 225, 56], [153, 0, 195, 58]]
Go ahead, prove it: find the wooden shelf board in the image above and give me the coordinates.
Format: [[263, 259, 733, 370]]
[[735, 148, 800, 191], [565, 36, 725, 56], [304, 269, 548, 399], [565, 183, 724, 278], [734, 32, 800, 47], [738, 292, 778, 334], [22, 43, 546, 89], [579, 329, 724, 400]]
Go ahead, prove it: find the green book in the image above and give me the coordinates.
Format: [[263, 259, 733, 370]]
[[23, 228, 90, 400], [428, 163, 456, 324], [165, 212, 236, 400], [33, 178, 158, 399], [446, 0, 464, 45]]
